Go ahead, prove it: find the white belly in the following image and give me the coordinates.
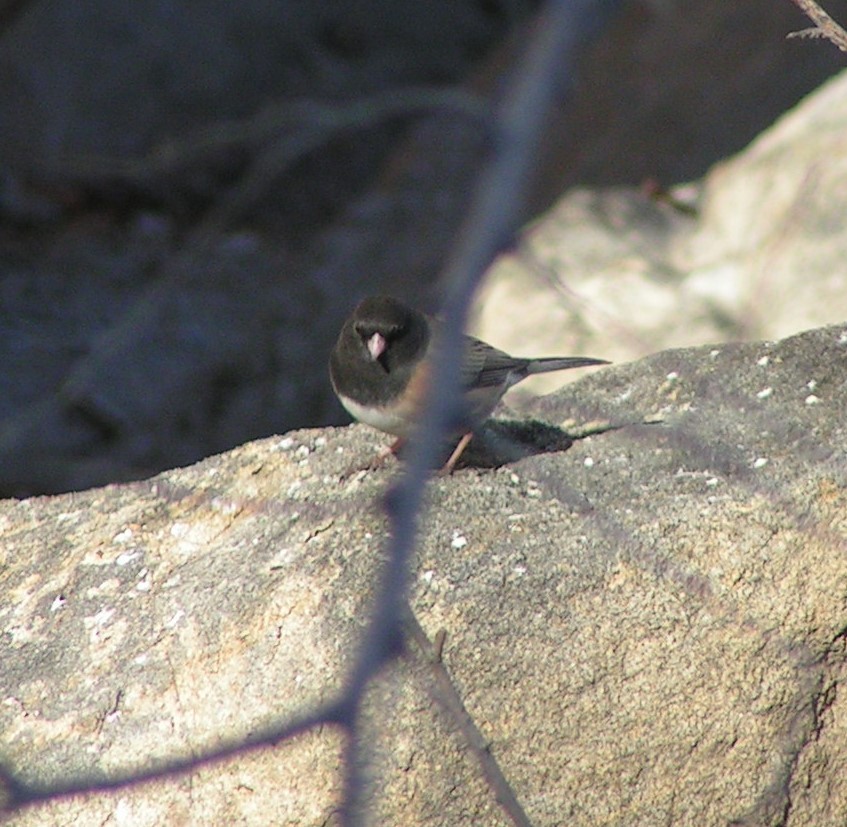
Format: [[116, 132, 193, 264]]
[[338, 394, 413, 437]]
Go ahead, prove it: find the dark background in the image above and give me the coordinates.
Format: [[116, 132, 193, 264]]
[[0, 0, 845, 495]]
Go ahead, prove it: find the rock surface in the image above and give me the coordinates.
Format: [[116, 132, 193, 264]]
[[1, 321, 845, 825], [474, 68, 847, 394]]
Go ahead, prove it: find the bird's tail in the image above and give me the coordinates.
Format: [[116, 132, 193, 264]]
[[525, 356, 609, 375]]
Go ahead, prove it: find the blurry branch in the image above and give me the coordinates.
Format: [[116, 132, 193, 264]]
[[39, 90, 485, 292], [29, 88, 485, 183], [29, 86, 487, 250], [16, 87, 486, 263], [351, 0, 620, 822], [0, 1, 619, 824], [27, 88, 485, 192], [786, 0, 847, 51], [194, 88, 483, 239]]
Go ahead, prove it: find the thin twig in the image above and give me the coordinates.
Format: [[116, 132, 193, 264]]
[[27, 88, 487, 188], [786, 0, 847, 51]]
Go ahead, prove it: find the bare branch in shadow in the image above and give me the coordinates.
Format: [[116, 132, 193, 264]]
[[786, 0, 847, 51], [26, 88, 487, 191]]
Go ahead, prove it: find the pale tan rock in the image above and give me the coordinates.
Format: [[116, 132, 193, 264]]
[[474, 69, 847, 394]]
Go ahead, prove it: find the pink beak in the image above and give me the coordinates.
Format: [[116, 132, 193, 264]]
[[367, 332, 386, 361]]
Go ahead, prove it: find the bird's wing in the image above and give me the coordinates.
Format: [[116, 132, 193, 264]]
[[461, 336, 527, 390]]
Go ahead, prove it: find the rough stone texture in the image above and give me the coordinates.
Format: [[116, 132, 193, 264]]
[[1, 322, 845, 825], [474, 68, 847, 394]]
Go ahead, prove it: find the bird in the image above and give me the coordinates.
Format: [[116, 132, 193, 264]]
[[329, 295, 608, 474]]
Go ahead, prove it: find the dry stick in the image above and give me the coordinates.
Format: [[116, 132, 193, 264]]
[[338, 0, 621, 824], [786, 0, 847, 51]]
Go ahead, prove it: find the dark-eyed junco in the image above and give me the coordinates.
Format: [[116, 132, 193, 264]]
[[329, 295, 608, 473]]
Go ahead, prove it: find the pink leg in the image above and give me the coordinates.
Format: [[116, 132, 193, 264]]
[[340, 436, 406, 481], [371, 436, 406, 468], [439, 432, 473, 475]]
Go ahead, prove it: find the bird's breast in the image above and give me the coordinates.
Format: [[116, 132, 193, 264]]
[[337, 393, 414, 437]]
